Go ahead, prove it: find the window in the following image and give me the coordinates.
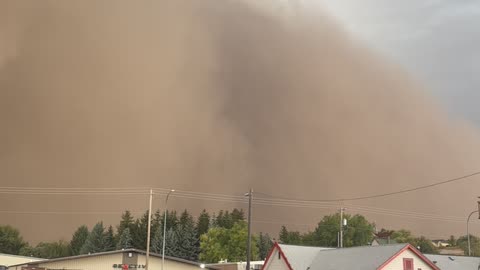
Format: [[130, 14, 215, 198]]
[[403, 258, 414, 270]]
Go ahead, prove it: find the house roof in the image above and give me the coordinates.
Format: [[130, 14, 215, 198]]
[[425, 254, 480, 270], [277, 244, 333, 270], [308, 244, 408, 270], [0, 253, 43, 267], [265, 243, 439, 270], [9, 249, 209, 268]]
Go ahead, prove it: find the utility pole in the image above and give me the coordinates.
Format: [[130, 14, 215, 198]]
[[340, 207, 346, 248], [145, 189, 153, 270], [245, 189, 253, 270]]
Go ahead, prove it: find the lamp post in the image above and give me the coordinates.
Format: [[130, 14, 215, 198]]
[[145, 189, 154, 270], [245, 189, 253, 270], [162, 189, 175, 270], [467, 210, 479, 256], [339, 207, 346, 248]]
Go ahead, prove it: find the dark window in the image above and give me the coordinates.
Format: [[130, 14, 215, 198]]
[[403, 258, 414, 270]]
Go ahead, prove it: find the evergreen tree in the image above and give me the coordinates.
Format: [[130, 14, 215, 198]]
[[151, 226, 163, 254], [164, 228, 180, 257], [132, 211, 149, 250], [257, 232, 273, 260], [231, 208, 245, 223], [80, 222, 106, 254], [116, 228, 134, 250], [104, 225, 116, 251], [196, 209, 210, 237], [117, 211, 135, 242], [279, 226, 302, 245], [176, 210, 200, 260], [70, 225, 89, 255]]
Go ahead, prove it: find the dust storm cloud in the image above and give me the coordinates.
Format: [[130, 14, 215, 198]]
[[1, 0, 480, 243]]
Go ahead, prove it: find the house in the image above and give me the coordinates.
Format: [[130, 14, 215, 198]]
[[425, 254, 480, 270], [0, 253, 43, 267], [262, 243, 333, 270], [431, 240, 450, 248], [262, 243, 439, 270], [8, 249, 210, 270]]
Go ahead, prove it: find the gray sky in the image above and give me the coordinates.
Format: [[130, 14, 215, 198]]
[[319, 0, 480, 125]]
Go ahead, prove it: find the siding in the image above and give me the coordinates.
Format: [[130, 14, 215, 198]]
[[381, 249, 434, 270], [263, 249, 290, 270], [39, 253, 124, 270], [137, 254, 207, 270], [0, 254, 42, 267]]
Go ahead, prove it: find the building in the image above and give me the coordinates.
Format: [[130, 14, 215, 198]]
[[0, 253, 43, 268], [208, 261, 265, 270], [425, 254, 480, 270], [262, 243, 440, 270], [9, 249, 209, 270]]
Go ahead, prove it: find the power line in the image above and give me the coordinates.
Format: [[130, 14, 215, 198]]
[[255, 170, 480, 202]]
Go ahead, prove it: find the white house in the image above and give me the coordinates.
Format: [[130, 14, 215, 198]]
[[262, 243, 439, 270], [0, 253, 43, 268], [8, 249, 209, 270]]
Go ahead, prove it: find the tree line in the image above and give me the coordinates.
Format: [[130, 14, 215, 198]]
[[0, 208, 273, 263], [4, 211, 479, 262]]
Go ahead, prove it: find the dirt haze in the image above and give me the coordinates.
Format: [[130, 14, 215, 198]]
[[1, 0, 480, 244]]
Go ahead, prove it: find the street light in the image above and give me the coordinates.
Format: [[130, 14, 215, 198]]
[[162, 189, 175, 270], [467, 209, 479, 256], [245, 189, 253, 270]]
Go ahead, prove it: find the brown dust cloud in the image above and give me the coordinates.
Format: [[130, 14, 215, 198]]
[[1, 0, 480, 244]]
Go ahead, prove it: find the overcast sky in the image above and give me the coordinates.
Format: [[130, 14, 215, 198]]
[[318, 0, 480, 125]]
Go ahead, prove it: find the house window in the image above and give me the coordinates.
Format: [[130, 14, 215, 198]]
[[403, 258, 414, 270]]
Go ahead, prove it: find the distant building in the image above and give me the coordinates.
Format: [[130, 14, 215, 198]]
[[431, 240, 450, 248], [262, 243, 439, 270], [426, 254, 480, 270], [0, 253, 43, 268], [8, 249, 209, 270]]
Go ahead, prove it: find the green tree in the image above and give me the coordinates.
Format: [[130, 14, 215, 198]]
[[80, 222, 105, 254], [457, 235, 480, 256], [27, 240, 71, 259], [279, 226, 303, 245], [131, 211, 149, 250], [117, 211, 135, 243], [70, 225, 89, 255], [309, 213, 374, 247], [310, 214, 340, 247], [197, 209, 210, 237], [117, 228, 133, 250], [231, 209, 245, 224], [343, 215, 374, 246], [164, 228, 180, 257], [0, 225, 27, 254], [200, 221, 258, 263], [151, 226, 163, 253], [412, 236, 438, 254], [104, 225, 116, 251], [257, 232, 273, 260], [448, 235, 456, 247], [176, 210, 199, 260], [391, 229, 415, 243]]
